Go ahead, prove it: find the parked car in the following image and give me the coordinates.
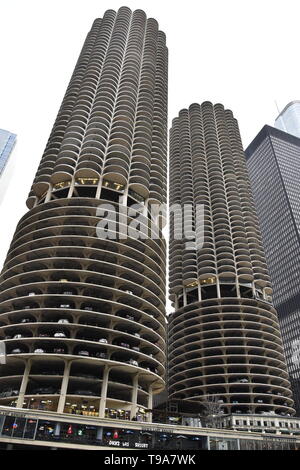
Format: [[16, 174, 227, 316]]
[[13, 334, 24, 339], [72, 390, 97, 396], [128, 359, 138, 366], [21, 318, 32, 323], [98, 338, 108, 344], [54, 332, 66, 338], [95, 352, 107, 359], [33, 387, 56, 394], [0, 389, 19, 397], [58, 319, 70, 324], [120, 342, 130, 349], [77, 350, 89, 357], [53, 348, 65, 354], [34, 348, 45, 353], [11, 348, 24, 354], [125, 315, 134, 321]]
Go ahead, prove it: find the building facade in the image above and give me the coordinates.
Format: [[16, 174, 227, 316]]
[[275, 101, 300, 138], [0, 7, 168, 423], [0, 129, 16, 176], [0, 405, 299, 450], [245, 125, 300, 415], [168, 102, 295, 417]]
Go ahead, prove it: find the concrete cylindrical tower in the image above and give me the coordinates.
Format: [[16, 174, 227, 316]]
[[0, 7, 168, 421], [168, 102, 295, 417]]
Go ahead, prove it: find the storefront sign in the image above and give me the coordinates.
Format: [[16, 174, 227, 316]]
[[108, 440, 130, 447]]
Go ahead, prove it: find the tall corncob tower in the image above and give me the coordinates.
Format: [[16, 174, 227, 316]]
[[168, 102, 295, 416], [0, 7, 168, 422]]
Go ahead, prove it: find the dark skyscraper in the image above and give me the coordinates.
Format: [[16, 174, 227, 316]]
[[168, 102, 294, 416], [0, 7, 168, 422], [245, 125, 300, 414]]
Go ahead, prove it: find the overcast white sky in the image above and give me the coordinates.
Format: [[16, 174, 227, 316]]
[[0, 0, 300, 272]]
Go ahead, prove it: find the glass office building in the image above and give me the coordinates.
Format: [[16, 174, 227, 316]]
[[275, 101, 300, 138], [245, 125, 300, 415], [0, 129, 16, 175]]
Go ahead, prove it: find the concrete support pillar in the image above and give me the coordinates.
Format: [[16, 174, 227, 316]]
[[216, 278, 221, 299], [67, 178, 75, 198], [96, 176, 103, 199], [57, 360, 71, 413], [183, 288, 187, 307], [198, 283, 202, 302], [16, 359, 31, 408], [96, 427, 103, 441], [130, 374, 139, 420], [235, 277, 240, 298], [147, 385, 153, 423], [143, 198, 149, 218], [54, 422, 61, 437], [99, 366, 110, 418], [45, 184, 53, 203]]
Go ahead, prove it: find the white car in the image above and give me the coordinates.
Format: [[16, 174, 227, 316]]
[[34, 348, 45, 353], [128, 359, 138, 366], [54, 332, 66, 338], [58, 319, 70, 324], [98, 338, 108, 344], [13, 334, 23, 339], [78, 350, 89, 356]]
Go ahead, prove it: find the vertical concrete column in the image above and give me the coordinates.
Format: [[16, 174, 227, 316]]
[[216, 278, 221, 298], [235, 277, 240, 298], [45, 184, 53, 203], [95, 176, 104, 199], [183, 288, 187, 306], [99, 366, 110, 418], [96, 427, 103, 441], [67, 178, 75, 198], [57, 360, 71, 413], [143, 198, 149, 218], [198, 283, 202, 302], [147, 384, 153, 423], [130, 374, 139, 420], [16, 359, 31, 408], [54, 423, 61, 437]]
